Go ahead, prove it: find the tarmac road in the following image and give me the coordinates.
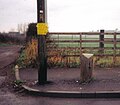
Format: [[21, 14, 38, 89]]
[[0, 93, 120, 105], [0, 45, 120, 105]]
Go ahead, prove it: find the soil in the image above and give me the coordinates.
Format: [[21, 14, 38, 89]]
[[0, 45, 26, 105]]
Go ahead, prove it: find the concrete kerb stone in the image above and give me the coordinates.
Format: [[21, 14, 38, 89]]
[[95, 91, 120, 98], [14, 66, 120, 98]]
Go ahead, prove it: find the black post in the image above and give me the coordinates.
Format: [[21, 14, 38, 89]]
[[37, 0, 47, 84], [99, 30, 104, 53]]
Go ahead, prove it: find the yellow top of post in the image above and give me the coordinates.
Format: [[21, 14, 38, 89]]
[[36, 23, 48, 35]]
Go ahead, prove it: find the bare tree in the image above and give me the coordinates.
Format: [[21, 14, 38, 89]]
[[17, 23, 28, 36]]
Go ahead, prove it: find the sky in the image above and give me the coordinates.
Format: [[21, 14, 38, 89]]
[[0, 0, 120, 32]]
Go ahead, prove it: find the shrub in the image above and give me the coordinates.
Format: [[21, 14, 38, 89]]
[[0, 33, 25, 45]]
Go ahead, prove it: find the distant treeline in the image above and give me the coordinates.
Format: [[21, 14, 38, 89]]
[[0, 23, 44, 45], [0, 33, 25, 45]]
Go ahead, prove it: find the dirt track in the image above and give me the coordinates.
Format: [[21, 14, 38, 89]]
[[0, 45, 21, 69], [0, 45, 23, 105]]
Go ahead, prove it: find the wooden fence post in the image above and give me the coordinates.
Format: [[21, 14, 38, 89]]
[[99, 30, 104, 54], [113, 32, 117, 65]]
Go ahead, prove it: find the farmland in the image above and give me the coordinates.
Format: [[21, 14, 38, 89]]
[[49, 34, 120, 48], [46, 32, 120, 67], [16, 31, 120, 68]]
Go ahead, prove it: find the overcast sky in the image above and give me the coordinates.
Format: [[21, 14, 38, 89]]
[[0, 0, 120, 32]]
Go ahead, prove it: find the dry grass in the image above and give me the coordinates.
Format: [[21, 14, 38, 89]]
[[17, 38, 120, 68], [24, 39, 38, 67]]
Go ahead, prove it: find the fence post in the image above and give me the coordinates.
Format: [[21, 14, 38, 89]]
[[80, 33, 82, 57], [99, 30, 104, 54], [113, 32, 116, 65]]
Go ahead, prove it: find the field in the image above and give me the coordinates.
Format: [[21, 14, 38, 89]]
[[50, 35, 117, 45], [16, 32, 120, 68], [47, 33, 120, 68], [48, 34, 120, 53]]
